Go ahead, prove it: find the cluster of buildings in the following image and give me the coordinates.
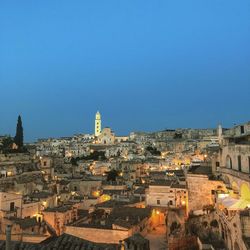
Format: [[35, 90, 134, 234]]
[[0, 112, 250, 250]]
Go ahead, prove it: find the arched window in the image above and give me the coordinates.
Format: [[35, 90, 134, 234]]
[[226, 155, 232, 169]]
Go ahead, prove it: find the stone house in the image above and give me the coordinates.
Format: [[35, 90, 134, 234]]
[[65, 207, 152, 244], [146, 180, 188, 210], [42, 204, 78, 236]]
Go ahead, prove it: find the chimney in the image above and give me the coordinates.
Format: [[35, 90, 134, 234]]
[[5, 225, 12, 250]]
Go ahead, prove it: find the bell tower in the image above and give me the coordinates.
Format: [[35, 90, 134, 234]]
[[95, 111, 101, 136]]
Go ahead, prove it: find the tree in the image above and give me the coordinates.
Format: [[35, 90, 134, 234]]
[[14, 115, 24, 149], [145, 146, 161, 156], [106, 169, 119, 182], [0, 136, 13, 151], [71, 157, 79, 166]]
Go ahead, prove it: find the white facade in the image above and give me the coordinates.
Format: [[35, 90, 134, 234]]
[[146, 184, 187, 209]]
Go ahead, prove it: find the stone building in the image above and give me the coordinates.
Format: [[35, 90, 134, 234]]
[[0, 191, 22, 218], [65, 207, 152, 245], [97, 127, 115, 145], [40, 156, 54, 181], [146, 180, 187, 210], [214, 122, 250, 250], [186, 170, 226, 214], [42, 204, 78, 235]]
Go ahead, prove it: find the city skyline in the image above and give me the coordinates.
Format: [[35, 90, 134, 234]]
[[1, 0, 250, 141], [0, 111, 248, 143]]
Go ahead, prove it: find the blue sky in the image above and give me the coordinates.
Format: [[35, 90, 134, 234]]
[[0, 0, 250, 141]]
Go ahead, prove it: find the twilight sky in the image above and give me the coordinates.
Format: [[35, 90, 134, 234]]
[[0, 0, 250, 142]]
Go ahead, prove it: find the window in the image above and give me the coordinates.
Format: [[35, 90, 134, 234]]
[[157, 200, 161, 205], [169, 200, 173, 206], [216, 162, 220, 167], [238, 155, 242, 172], [10, 202, 15, 212], [226, 156, 232, 169], [43, 161, 47, 167], [240, 126, 245, 134]]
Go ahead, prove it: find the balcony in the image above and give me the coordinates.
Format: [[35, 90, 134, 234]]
[[217, 167, 250, 182]]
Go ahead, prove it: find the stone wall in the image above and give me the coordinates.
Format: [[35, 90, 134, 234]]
[[220, 144, 250, 173], [22, 202, 40, 218], [187, 174, 225, 213], [0, 234, 49, 243], [66, 226, 130, 244]]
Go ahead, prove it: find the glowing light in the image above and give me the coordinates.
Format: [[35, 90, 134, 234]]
[[7, 171, 13, 177], [93, 191, 100, 197], [100, 194, 111, 202], [218, 193, 229, 199], [156, 210, 160, 215]]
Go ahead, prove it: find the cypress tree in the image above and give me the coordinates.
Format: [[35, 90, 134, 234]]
[[14, 115, 24, 148]]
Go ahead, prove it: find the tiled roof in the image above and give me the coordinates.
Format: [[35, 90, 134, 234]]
[[149, 180, 172, 186], [9, 217, 38, 230], [44, 205, 72, 213], [0, 233, 120, 250], [29, 191, 54, 199]]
